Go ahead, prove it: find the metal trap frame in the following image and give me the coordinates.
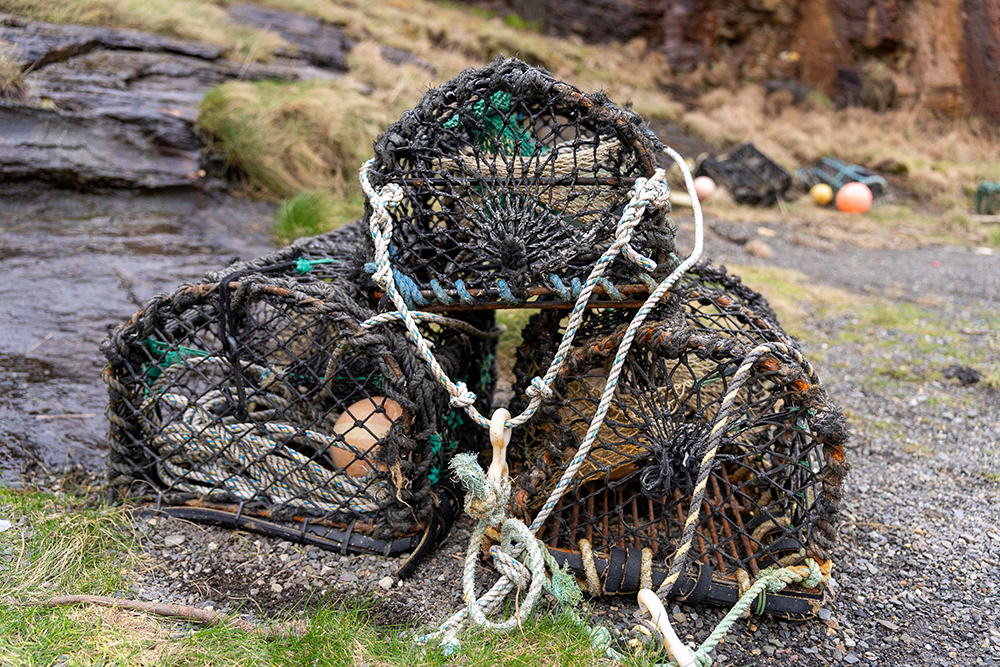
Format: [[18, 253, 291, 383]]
[[360, 57, 678, 311], [796, 157, 889, 200], [696, 143, 792, 207], [102, 223, 498, 572], [503, 263, 848, 619]]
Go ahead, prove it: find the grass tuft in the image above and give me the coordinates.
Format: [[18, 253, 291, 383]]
[[274, 191, 361, 242], [0, 40, 26, 102], [0, 489, 141, 601]]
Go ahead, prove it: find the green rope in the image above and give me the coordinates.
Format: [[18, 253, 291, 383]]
[[443, 90, 540, 157], [295, 257, 339, 274], [478, 352, 495, 388], [446, 453, 623, 659], [657, 558, 828, 667], [144, 338, 210, 380]]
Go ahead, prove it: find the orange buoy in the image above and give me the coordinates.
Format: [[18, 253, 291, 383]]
[[835, 182, 873, 214], [810, 183, 834, 206], [693, 176, 716, 201], [331, 397, 403, 476]]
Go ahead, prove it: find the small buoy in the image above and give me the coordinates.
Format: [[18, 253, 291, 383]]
[[332, 397, 403, 476], [693, 176, 716, 201], [810, 183, 834, 206], [835, 182, 873, 213]]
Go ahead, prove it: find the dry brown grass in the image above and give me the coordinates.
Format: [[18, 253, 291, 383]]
[[682, 84, 1000, 209], [4, 0, 681, 120], [252, 0, 682, 120], [0, 38, 26, 101], [0, 0, 284, 57]]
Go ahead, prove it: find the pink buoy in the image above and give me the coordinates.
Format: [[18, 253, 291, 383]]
[[693, 176, 716, 201], [835, 182, 873, 214]]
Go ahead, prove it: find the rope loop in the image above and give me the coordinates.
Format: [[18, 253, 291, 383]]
[[382, 144, 706, 654]]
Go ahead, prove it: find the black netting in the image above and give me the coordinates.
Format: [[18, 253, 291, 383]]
[[361, 57, 678, 310], [696, 143, 792, 206], [102, 223, 497, 558], [506, 262, 848, 606]]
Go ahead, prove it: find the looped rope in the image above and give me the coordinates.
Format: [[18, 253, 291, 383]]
[[360, 159, 676, 432], [615, 175, 666, 272], [368, 146, 704, 655], [448, 453, 552, 633]]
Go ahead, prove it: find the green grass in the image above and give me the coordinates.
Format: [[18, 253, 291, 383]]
[[274, 191, 363, 242], [0, 487, 618, 666], [0, 488, 140, 601], [503, 13, 543, 33], [495, 309, 539, 386], [198, 78, 398, 201]]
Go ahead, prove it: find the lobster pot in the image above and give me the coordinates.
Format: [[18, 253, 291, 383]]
[[361, 57, 678, 310], [696, 143, 791, 206], [507, 263, 848, 618], [102, 247, 497, 561], [795, 157, 888, 199]]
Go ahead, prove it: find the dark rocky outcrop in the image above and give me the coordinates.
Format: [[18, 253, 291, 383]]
[[479, 0, 1000, 119], [0, 12, 347, 189], [226, 4, 351, 71]]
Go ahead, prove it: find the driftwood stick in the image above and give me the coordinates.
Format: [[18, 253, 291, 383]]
[[25, 595, 309, 640]]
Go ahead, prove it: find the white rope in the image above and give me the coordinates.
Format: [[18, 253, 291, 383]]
[[360, 160, 671, 429], [363, 146, 704, 648], [144, 356, 388, 513]]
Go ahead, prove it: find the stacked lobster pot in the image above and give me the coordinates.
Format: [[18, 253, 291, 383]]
[[506, 265, 848, 617], [354, 56, 848, 617], [103, 57, 849, 607], [103, 222, 497, 572]]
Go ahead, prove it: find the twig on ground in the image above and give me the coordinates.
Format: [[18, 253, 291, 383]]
[[24, 595, 309, 640]]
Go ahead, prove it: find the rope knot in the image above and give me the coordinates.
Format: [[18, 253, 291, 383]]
[[613, 173, 664, 272], [803, 558, 826, 589], [376, 182, 405, 207], [645, 178, 671, 211], [525, 376, 553, 399], [449, 453, 509, 526], [449, 381, 478, 408]]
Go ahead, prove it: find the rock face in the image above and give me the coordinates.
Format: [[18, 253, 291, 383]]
[[0, 12, 343, 189], [487, 0, 1000, 119]]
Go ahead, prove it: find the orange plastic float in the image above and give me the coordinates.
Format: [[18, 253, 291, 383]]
[[835, 181, 873, 213]]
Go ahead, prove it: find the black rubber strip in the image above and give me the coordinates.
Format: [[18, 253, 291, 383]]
[[621, 546, 644, 592], [674, 561, 713, 605], [604, 547, 627, 593], [545, 547, 827, 620], [140, 506, 419, 557], [395, 484, 460, 580]]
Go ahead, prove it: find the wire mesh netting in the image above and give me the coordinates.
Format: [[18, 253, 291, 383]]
[[102, 222, 498, 562], [696, 143, 792, 206], [504, 262, 849, 618], [796, 157, 889, 199], [361, 57, 679, 310]]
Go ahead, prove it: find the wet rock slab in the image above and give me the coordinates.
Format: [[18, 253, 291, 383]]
[[0, 13, 338, 189], [0, 185, 275, 482]]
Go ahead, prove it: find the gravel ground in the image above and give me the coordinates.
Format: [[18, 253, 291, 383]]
[[121, 218, 999, 666]]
